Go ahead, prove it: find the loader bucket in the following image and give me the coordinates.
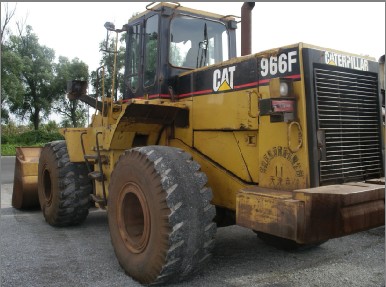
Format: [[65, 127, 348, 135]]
[[12, 147, 42, 209]]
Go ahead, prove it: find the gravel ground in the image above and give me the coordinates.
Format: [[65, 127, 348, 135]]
[[1, 183, 385, 287]]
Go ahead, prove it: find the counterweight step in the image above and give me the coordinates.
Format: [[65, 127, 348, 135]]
[[84, 154, 108, 163], [88, 171, 105, 182], [90, 194, 106, 205]]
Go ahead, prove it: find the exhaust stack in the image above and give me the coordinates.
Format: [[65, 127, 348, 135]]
[[241, 2, 255, 56]]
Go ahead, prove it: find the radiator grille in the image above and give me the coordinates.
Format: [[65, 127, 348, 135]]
[[314, 65, 383, 185]]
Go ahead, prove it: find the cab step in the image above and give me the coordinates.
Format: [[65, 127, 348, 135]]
[[84, 154, 108, 164], [88, 171, 105, 182], [90, 194, 106, 207]]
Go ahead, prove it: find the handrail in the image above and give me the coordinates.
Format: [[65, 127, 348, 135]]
[[96, 132, 107, 205], [95, 66, 104, 116], [111, 31, 119, 115]]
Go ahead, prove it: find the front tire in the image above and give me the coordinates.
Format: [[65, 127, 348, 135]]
[[37, 141, 92, 227], [108, 146, 216, 285]]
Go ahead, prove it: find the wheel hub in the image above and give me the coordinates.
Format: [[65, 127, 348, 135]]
[[117, 182, 151, 254], [42, 168, 53, 206]]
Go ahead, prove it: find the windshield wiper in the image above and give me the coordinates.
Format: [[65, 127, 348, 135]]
[[196, 23, 208, 68]]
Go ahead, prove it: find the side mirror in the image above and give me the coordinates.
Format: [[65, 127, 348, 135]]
[[67, 80, 88, 100], [104, 22, 115, 31]]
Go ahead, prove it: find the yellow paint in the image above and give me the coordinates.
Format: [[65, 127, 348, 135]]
[[17, 38, 384, 243], [194, 131, 252, 182], [62, 128, 93, 162], [192, 88, 259, 130], [20, 162, 39, 177], [256, 46, 311, 190], [15, 147, 42, 176], [174, 100, 193, 146], [233, 132, 259, 183], [61, 45, 313, 212], [218, 80, 231, 91], [59, 42, 381, 230], [95, 149, 127, 201]]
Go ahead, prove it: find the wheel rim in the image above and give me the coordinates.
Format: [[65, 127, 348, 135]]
[[117, 182, 151, 254], [42, 168, 53, 205]]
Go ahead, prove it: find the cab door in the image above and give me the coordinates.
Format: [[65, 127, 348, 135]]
[[125, 21, 143, 98], [124, 14, 160, 99], [143, 14, 160, 97]]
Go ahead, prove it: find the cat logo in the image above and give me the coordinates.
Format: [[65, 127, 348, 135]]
[[213, 66, 236, 92]]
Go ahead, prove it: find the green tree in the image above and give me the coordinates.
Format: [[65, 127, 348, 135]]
[[53, 56, 89, 127], [1, 3, 17, 44], [1, 47, 24, 124], [1, 2, 18, 124], [90, 32, 126, 101], [5, 25, 56, 130], [41, 120, 60, 133], [89, 13, 143, 101]]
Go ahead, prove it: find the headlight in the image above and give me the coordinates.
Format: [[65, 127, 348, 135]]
[[269, 78, 294, 98], [280, 82, 289, 96]]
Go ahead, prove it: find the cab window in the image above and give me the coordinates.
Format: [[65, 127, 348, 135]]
[[170, 15, 229, 69], [144, 15, 159, 87], [127, 24, 141, 92]]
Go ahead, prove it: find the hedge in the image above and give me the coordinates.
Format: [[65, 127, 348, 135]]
[[1, 130, 64, 156]]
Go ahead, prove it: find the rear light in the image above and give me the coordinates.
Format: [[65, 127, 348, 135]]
[[259, 77, 296, 122]]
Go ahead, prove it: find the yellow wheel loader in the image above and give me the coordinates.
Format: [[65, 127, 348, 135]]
[[13, 2, 385, 285]]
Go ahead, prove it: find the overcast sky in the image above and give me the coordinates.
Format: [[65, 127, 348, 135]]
[[3, 1, 385, 74]]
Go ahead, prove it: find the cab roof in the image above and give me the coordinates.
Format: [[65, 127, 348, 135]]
[[128, 2, 236, 23]]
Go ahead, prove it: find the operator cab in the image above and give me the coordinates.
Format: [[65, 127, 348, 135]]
[[123, 2, 237, 99]]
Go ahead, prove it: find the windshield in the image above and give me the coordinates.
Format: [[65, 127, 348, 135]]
[[169, 15, 229, 69]]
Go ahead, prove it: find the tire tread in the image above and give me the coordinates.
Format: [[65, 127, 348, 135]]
[[38, 141, 92, 227]]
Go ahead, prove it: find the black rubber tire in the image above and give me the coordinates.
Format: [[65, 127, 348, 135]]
[[255, 231, 328, 251], [37, 140, 92, 227], [108, 146, 216, 285]]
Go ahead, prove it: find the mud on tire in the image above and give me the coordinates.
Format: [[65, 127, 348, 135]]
[[38, 140, 92, 227], [108, 146, 217, 285]]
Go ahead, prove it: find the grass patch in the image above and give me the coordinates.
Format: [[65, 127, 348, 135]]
[[1, 144, 17, 156], [1, 131, 64, 156], [2, 130, 63, 145], [1, 123, 65, 156], [1, 143, 46, 156]]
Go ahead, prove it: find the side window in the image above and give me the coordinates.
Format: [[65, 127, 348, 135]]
[[144, 15, 159, 87], [128, 24, 141, 92]]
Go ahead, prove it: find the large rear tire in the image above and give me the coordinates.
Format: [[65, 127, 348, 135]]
[[37, 141, 92, 227], [108, 146, 216, 285]]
